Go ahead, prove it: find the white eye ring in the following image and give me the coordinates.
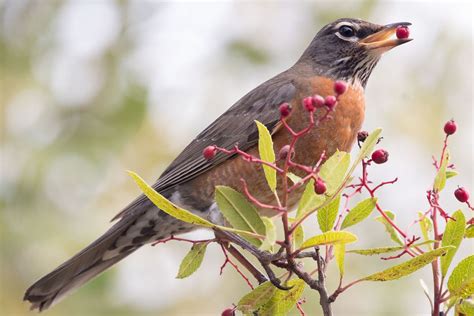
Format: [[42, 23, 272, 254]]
[[334, 22, 359, 41]]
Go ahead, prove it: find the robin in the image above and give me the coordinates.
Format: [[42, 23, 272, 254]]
[[24, 18, 411, 310]]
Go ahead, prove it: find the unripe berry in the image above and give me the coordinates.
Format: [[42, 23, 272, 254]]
[[314, 178, 327, 195], [357, 131, 369, 143], [454, 187, 470, 203], [334, 80, 347, 95], [221, 308, 235, 316], [324, 95, 337, 110], [444, 119, 457, 135], [279, 103, 292, 117], [371, 149, 389, 164], [396, 26, 410, 39], [312, 95, 325, 108], [203, 146, 216, 160], [303, 96, 315, 112], [278, 145, 294, 161]]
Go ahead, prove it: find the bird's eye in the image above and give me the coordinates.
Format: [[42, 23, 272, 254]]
[[338, 25, 355, 38]]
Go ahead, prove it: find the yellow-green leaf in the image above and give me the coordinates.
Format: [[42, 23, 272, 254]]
[[418, 212, 433, 250], [256, 121, 276, 192], [441, 210, 466, 276], [215, 186, 266, 246], [446, 170, 459, 179], [129, 172, 264, 239], [317, 194, 341, 232], [176, 243, 208, 279], [375, 211, 403, 245], [289, 217, 304, 250], [347, 241, 435, 256], [300, 231, 357, 250], [319, 150, 350, 195], [362, 247, 452, 282], [287, 172, 302, 185], [334, 244, 345, 277], [457, 300, 474, 316], [260, 217, 277, 251], [448, 255, 474, 299], [296, 179, 325, 220], [237, 281, 277, 314], [466, 225, 474, 238], [341, 197, 377, 229], [434, 150, 450, 192], [257, 279, 306, 316]]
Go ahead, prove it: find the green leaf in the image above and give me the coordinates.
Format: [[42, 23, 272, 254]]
[[418, 212, 433, 250], [362, 247, 453, 282], [446, 170, 459, 179], [128, 172, 265, 239], [215, 186, 266, 246], [260, 217, 277, 251], [300, 231, 357, 250], [289, 218, 304, 250], [317, 194, 341, 232], [237, 281, 277, 314], [341, 197, 377, 229], [458, 300, 474, 316], [319, 150, 350, 195], [296, 179, 325, 220], [466, 225, 474, 238], [334, 244, 345, 277], [257, 279, 306, 316], [347, 241, 435, 256], [176, 243, 208, 279], [448, 255, 474, 299], [255, 121, 276, 192], [287, 172, 302, 185], [434, 150, 450, 192], [375, 211, 403, 245], [441, 210, 466, 276]]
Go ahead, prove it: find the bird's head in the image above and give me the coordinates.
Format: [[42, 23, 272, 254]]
[[300, 18, 412, 88]]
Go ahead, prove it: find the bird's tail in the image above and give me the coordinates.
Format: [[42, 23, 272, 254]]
[[23, 209, 166, 311]]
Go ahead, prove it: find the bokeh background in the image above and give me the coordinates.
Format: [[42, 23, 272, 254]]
[[1, 0, 473, 315]]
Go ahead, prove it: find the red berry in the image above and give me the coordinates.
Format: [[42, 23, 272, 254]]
[[279, 102, 292, 117], [278, 145, 294, 161], [371, 149, 389, 164], [357, 131, 369, 143], [454, 187, 469, 203], [314, 178, 327, 195], [396, 26, 410, 39], [444, 119, 457, 135], [303, 96, 315, 112], [334, 80, 347, 95], [324, 95, 337, 109], [203, 146, 216, 160], [312, 95, 325, 108], [221, 308, 235, 316]]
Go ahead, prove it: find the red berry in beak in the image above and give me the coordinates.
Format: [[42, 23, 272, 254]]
[[279, 102, 292, 117], [444, 119, 457, 135], [454, 187, 469, 203], [303, 96, 315, 112], [324, 95, 337, 110], [314, 178, 327, 195], [203, 146, 217, 160], [312, 95, 325, 108], [334, 80, 347, 95], [371, 149, 389, 164], [396, 26, 410, 39]]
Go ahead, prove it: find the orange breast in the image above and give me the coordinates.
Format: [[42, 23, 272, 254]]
[[186, 76, 365, 213]]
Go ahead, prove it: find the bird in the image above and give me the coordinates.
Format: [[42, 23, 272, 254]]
[[24, 18, 412, 311]]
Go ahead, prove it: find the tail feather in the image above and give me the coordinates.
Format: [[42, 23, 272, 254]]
[[24, 216, 141, 311]]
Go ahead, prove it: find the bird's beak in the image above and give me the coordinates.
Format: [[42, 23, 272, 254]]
[[360, 22, 412, 52]]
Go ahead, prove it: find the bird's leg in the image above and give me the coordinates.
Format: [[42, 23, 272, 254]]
[[215, 229, 291, 290]]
